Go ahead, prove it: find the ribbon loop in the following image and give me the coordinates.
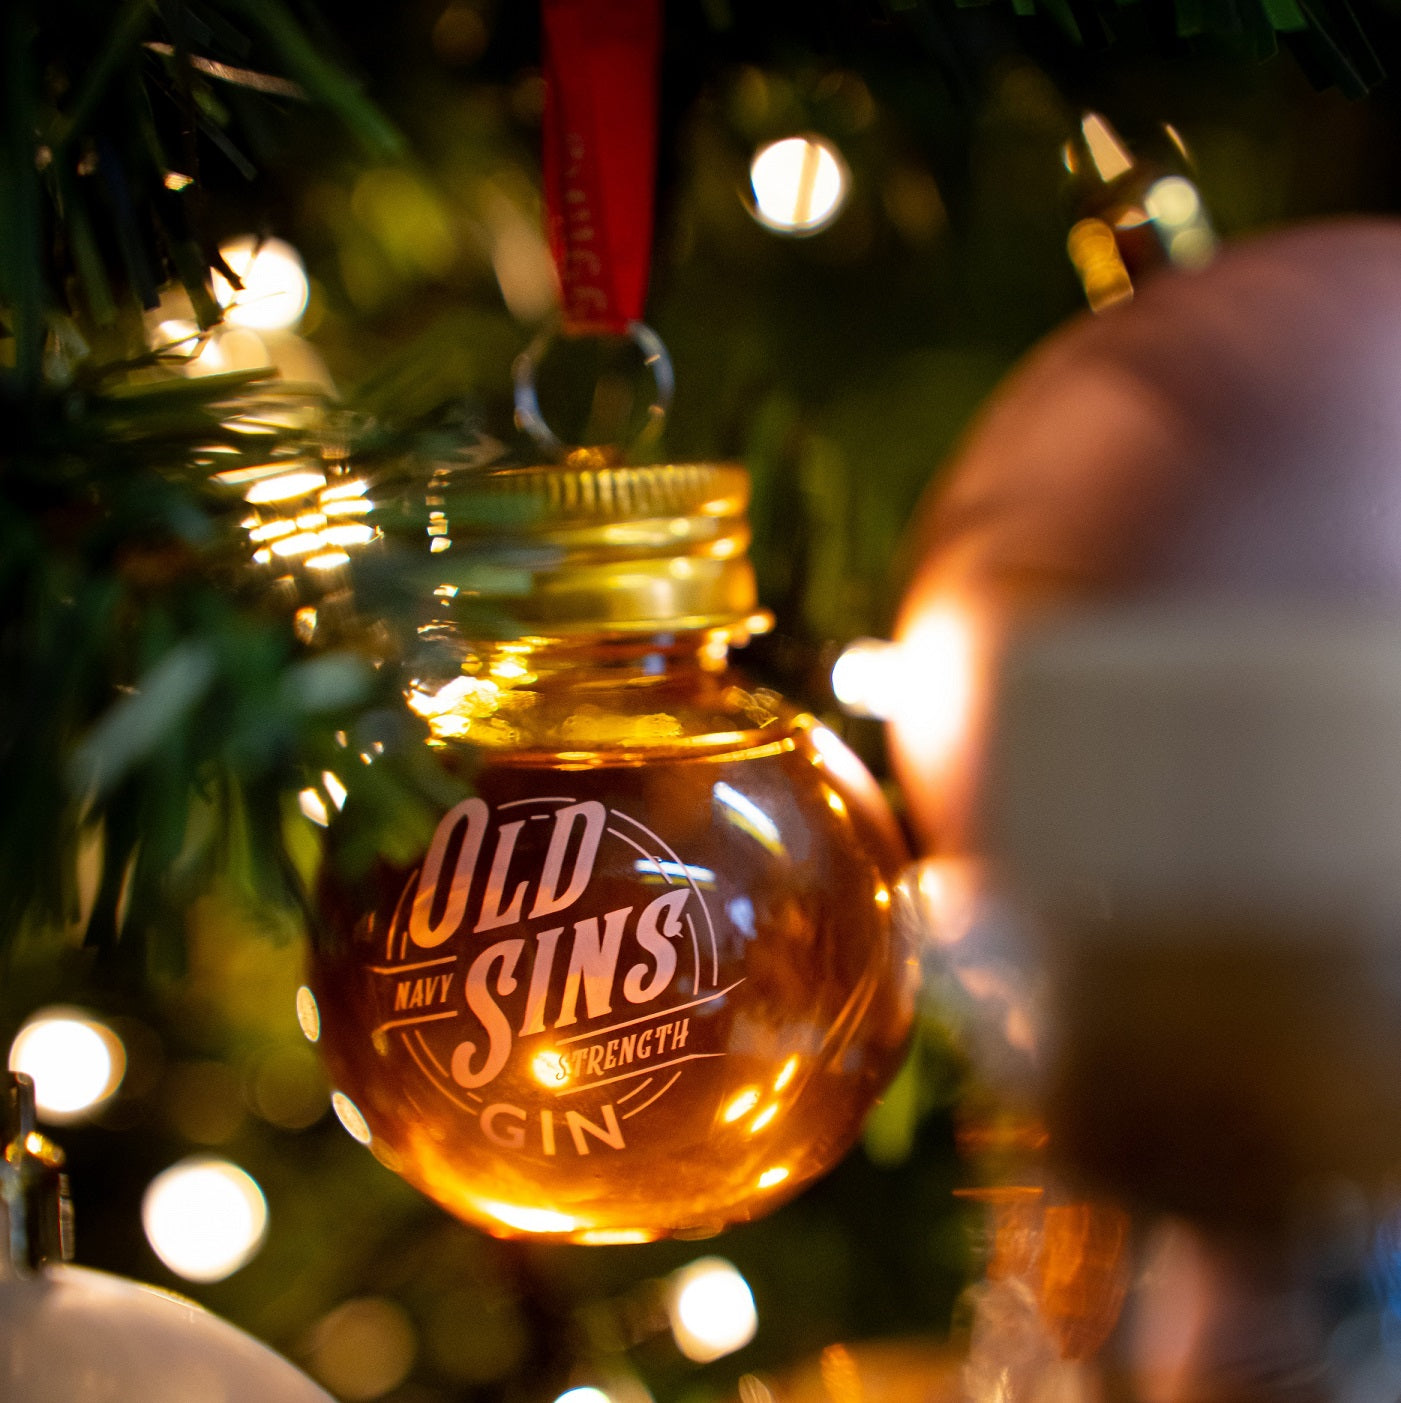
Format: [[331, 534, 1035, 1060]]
[[541, 0, 662, 336]]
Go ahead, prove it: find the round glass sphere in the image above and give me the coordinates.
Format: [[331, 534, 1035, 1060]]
[[311, 682, 913, 1242]]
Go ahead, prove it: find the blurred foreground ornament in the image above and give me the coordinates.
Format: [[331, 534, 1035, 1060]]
[[890, 219, 1401, 1401], [309, 454, 915, 1240], [890, 218, 1401, 855], [0, 1074, 331, 1403], [957, 1190, 1129, 1399]]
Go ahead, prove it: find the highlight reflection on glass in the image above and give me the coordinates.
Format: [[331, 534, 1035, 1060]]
[[773, 1056, 799, 1092], [9, 1009, 126, 1121], [533, 1050, 570, 1087], [713, 781, 784, 855], [749, 1104, 779, 1134], [635, 859, 717, 887], [477, 1199, 580, 1235], [668, 1258, 758, 1362], [332, 1090, 373, 1145], [296, 986, 322, 1042], [141, 1157, 269, 1282], [722, 1087, 761, 1123]]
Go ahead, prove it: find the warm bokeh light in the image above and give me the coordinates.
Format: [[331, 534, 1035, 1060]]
[[1080, 112, 1134, 183], [153, 318, 215, 366], [831, 637, 904, 719], [235, 472, 378, 574], [750, 136, 849, 234], [250, 1045, 329, 1130], [164, 1060, 244, 1147], [908, 858, 982, 949], [482, 182, 558, 322], [271, 530, 325, 558], [9, 1010, 125, 1121], [212, 235, 310, 331], [322, 771, 348, 811], [890, 604, 976, 776], [141, 1157, 269, 1282], [1145, 174, 1200, 226], [332, 1090, 373, 1145], [1067, 218, 1134, 312], [322, 523, 376, 548], [307, 1297, 417, 1402], [836, 625, 976, 770], [556, 1389, 613, 1403], [758, 1167, 790, 1189], [322, 477, 369, 502], [739, 1375, 777, 1403], [299, 788, 331, 827], [668, 1257, 759, 1362], [1145, 175, 1217, 270], [306, 548, 351, 571], [245, 470, 327, 505]]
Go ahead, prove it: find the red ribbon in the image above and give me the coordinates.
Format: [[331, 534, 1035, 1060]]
[[540, 0, 661, 336]]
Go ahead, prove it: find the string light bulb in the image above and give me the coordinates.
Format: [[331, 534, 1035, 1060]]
[[212, 236, 310, 331], [141, 1157, 269, 1282], [667, 1258, 758, 1362], [831, 638, 905, 720], [8, 1009, 126, 1122], [750, 136, 849, 235]]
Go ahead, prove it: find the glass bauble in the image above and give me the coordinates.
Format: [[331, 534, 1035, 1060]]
[[311, 674, 913, 1241]]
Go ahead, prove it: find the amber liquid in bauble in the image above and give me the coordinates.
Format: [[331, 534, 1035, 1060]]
[[311, 637, 913, 1242]]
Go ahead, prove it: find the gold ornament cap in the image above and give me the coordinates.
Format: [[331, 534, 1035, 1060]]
[[442, 450, 769, 638]]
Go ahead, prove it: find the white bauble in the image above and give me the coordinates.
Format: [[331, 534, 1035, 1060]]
[[0, 1206, 332, 1403]]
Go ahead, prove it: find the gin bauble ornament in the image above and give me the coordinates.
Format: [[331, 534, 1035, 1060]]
[[310, 461, 914, 1241]]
